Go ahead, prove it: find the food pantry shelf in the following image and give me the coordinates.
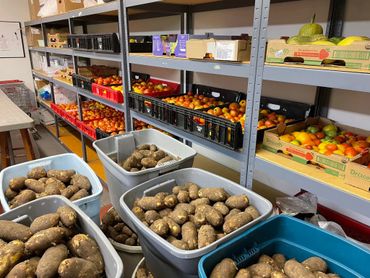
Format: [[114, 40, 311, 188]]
[[255, 148, 370, 225], [129, 53, 250, 78], [77, 88, 125, 112]]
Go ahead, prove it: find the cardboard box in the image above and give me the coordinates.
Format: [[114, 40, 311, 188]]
[[28, 0, 41, 20], [266, 38, 370, 71], [57, 0, 83, 14], [345, 152, 370, 192], [47, 33, 68, 48], [26, 27, 42, 47], [262, 117, 370, 179]]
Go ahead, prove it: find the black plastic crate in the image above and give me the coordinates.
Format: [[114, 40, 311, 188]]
[[72, 74, 94, 91], [131, 72, 150, 84], [96, 128, 110, 139], [91, 33, 120, 53], [68, 34, 93, 50], [129, 36, 152, 53]]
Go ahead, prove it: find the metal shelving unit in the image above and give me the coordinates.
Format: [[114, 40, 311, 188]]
[[25, 0, 370, 225]]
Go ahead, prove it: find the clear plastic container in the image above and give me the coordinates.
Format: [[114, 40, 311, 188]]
[[0, 195, 123, 278], [0, 153, 103, 224], [93, 129, 196, 223], [120, 168, 273, 278]]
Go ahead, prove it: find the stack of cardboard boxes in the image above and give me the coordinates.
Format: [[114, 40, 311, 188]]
[[28, 0, 84, 20]]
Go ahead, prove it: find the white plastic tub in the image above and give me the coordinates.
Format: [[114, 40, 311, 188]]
[[0, 196, 123, 278], [93, 129, 196, 223], [0, 153, 103, 224], [120, 168, 273, 278]]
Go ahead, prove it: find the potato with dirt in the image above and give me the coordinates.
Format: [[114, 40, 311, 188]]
[[28, 167, 47, 180], [45, 178, 66, 191], [284, 259, 316, 278], [70, 174, 91, 191], [47, 169, 75, 183], [36, 244, 68, 278], [132, 206, 146, 221], [210, 258, 238, 278], [168, 208, 188, 225], [177, 190, 190, 203], [198, 225, 216, 248], [44, 183, 61, 196], [58, 258, 100, 278], [235, 268, 252, 278], [0, 220, 32, 242], [0, 240, 25, 277], [137, 196, 165, 211], [8, 177, 27, 191], [249, 263, 273, 277], [24, 179, 46, 193], [223, 211, 253, 234], [187, 183, 199, 200], [181, 222, 198, 250], [175, 203, 195, 214], [189, 212, 207, 228], [30, 213, 60, 233], [271, 270, 288, 278], [190, 198, 210, 207], [68, 234, 104, 274], [70, 189, 89, 201], [61, 185, 80, 199], [302, 257, 328, 273], [122, 156, 138, 171], [244, 205, 260, 220], [57, 206, 77, 228], [272, 253, 286, 270], [153, 150, 166, 161], [9, 189, 36, 208], [141, 157, 157, 168], [144, 210, 161, 225], [224, 208, 241, 222], [198, 188, 229, 202], [5, 188, 17, 201], [6, 257, 40, 278], [225, 195, 249, 210], [157, 156, 174, 165], [213, 202, 229, 216], [150, 219, 169, 237], [25, 227, 66, 253], [163, 216, 181, 237], [137, 144, 150, 151], [164, 194, 178, 208]]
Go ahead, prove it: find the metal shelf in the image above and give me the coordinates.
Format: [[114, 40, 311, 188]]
[[30, 47, 73, 56], [129, 53, 250, 78], [130, 110, 244, 161], [255, 149, 370, 225], [77, 88, 125, 112], [263, 63, 370, 93]]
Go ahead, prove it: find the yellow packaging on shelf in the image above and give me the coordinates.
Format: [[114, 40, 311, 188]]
[[345, 152, 370, 192], [262, 117, 370, 179], [266, 38, 370, 71]]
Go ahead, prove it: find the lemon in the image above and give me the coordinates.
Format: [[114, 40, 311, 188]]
[[298, 14, 323, 37], [337, 36, 369, 46]]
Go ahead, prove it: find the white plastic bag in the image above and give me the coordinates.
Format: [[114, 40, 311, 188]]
[[38, 0, 58, 17]]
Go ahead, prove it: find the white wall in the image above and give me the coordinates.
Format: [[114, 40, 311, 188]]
[[0, 0, 33, 89]]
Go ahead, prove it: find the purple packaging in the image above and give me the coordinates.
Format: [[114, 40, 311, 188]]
[[152, 35, 165, 56], [174, 34, 189, 58], [152, 34, 189, 57]]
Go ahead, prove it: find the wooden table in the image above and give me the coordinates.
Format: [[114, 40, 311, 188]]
[[0, 89, 35, 168]]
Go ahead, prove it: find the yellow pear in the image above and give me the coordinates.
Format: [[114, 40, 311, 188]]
[[337, 36, 369, 46]]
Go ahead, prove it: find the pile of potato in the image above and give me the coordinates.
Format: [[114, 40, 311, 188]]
[[131, 182, 260, 250], [101, 207, 139, 246], [136, 261, 154, 278], [0, 206, 105, 278], [5, 167, 92, 208], [210, 254, 340, 278], [121, 144, 176, 172]]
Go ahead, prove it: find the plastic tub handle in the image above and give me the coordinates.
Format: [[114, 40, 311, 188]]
[[143, 179, 177, 196], [232, 245, 260, 268]]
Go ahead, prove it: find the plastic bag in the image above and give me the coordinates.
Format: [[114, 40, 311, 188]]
[[276, 192, 317, 216], [38, 0, 58, 17]]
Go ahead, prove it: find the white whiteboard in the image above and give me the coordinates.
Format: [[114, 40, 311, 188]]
[[0, 21, 25, 58]]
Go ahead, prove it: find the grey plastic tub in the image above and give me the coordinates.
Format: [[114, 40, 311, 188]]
[[0, 153, 103, 224], [0, 195, 123, 278], [120, 168, 273, 278], [93, 129, 196, 223]]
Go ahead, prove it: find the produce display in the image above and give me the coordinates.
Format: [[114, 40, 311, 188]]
[[279, 123, 370, 157], [210, 254, 339, 278], [121, 144, 177, 172], [131, 183, 260, 250], [0, 205, 105, 278], [5, 167, 92, 208], [101, 207, 139, 246], [94, 75, 122, 86], [162, 92, 225, 110], [132, 80, 173, 95], [54, 68, 74, 84], [78, 65, 118, 79]]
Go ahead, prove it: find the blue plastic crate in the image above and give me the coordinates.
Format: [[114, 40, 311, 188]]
[[199, 215, 370, 278]]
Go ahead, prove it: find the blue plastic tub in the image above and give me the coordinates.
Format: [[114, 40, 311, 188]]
[[199, 215, 370, 278], [0, 153, 103, 224]]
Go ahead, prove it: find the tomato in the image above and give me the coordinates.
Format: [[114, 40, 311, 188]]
[[315, 132, 325, 139], [324, 150, 333, 156], [344, 147, 358, 158], [326, 144, 338, 151]]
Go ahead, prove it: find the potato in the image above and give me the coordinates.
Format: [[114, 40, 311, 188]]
[[159, 208, 172, 218], [132, 206, 146, 221], [57, 206, 77, 228], [61, 185, 80, 199], [223, 212, 253, 234], [47, 170, 75, 183], [213, 202, 229, 216], [9, 189, 36, 208], [45, 178, 66, 190], [44, 183, 61, 196], [5, 188, 17, 201], [169, 239, 189, 250], [259, 254, 275, 265], [210, 258, 237, 278], [187, 183, 199, 200], [302, 257, 328, 273], [190, 198, 210, 207], [114, 234, 129, 244], [68, 234, 104, 274], [198, 225, 216, 248], [315, 272, 330, 278], [137, 144, 150, 150], [189, 212, 207, 228], [6, 257, 39, 278], [235, 268, 252, 278], [25, 227, 66, 253], [216, 233, 225, 240], [0, 240, 25, 277], [36, 244, 68, 278], [39, 177, 48, 183], [0, 239, 6, 249], [153, 150, 166, 161], [138, 150, 152, 158], [144, 210, 161, 225], [150, 219, 169, 237], [58, 258, 100, 278], [224, 208, 241, 222], [0, 220, 32, 241], [162, 216, 181, 237], [168, 208, 188, 225], [70, 174, 91, 191], [327, 274, 340, 278], [9, 177, 27, 191], [131, 168, 139, 172], [205, 207, 224, 227], [284, 259, 315, 278], [177, 190, 190, 203], [172, 185, 189, 195], [270, 254, 285, 270], [125, 237, 136, 246], [157, 156, 174, 165], [175, 203, 195, 215], [181, 222, 197, 250], [137, 196, 165, 211], [164, 194, 178, 208], [249, 263, 273, 278], [245, 205, 260, 220], [30, 213, 60, 233], [155, 192, 168, 201], [198, 188, 229, 202], [271, 270, 288, 278], [123, 156, 138, 171], [194, 204, 210, 214], [136, 267, 147, 278], [70, 189, 89, 201], [28, 167, 47, 179], [141, 158, 157, 168], [225, 195, 249, 210]]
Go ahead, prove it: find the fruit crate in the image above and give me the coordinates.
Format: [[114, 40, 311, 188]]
[[198, 215, 370, 278], [68, 34, 93, 50], [131, 77, 181, 97], [92, 83, 124, 104], [50, 102, 63, 116], [129, 36, 152, 53], [76, 119, 97, 140], [72, 73, 94, 91], [91, 33, 120, 53]]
